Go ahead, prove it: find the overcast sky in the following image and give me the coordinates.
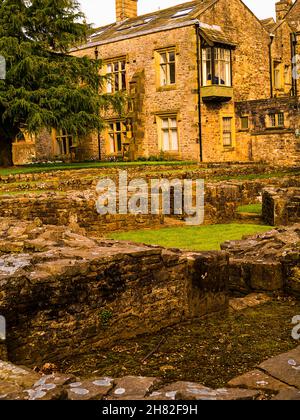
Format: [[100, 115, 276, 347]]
[[79, 0, 279, 27]]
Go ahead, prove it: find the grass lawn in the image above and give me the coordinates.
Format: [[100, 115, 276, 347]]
[[0, 161, 196, 176], [237, 203, 262, 214], [109, 223, 273, 251]]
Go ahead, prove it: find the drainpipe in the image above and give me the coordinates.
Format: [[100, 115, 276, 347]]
[[291, 32, 298, 97], [95, 46, 102, 161], [195, 23, 203, 163], [269, 33, 275, 98]]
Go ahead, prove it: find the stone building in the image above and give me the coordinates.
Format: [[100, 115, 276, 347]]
[[12, 0, 300, 165], [236, 0, 300, 165]]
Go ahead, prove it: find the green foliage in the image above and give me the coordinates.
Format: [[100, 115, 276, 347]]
[[0, 0, 125, 163], [100, 309, 113, 329]]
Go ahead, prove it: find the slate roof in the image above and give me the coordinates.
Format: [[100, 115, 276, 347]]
[[77, 0, 233, 49], [199, 24, 236, 47]]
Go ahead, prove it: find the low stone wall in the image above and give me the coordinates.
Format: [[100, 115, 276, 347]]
[[221, 225, 300, 296], [0, 219, 228, 366], [0, 193, 164, 233], [262, 187, 300, 226], [0, 175, 299, 230]]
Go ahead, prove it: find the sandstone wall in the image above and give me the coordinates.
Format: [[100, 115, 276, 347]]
[[73, 25, 200, 162], [12, 142, 36, 166], [0, 171, 299, 229], [221, 225, 300, 296], [235, 97, 300, 165], [70, 0, 272, 164], [0, 220, 228, 366], [262, 187, 300, 226]]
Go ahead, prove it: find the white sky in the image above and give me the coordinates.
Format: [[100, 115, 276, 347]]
[[79, 0, 279, 27]]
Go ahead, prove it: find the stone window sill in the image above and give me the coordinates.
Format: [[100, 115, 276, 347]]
[[222, 147, 235, 152], [157, 85, 177, 92]]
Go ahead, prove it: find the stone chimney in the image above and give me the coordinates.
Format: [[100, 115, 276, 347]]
[[116, 0, 138, 22], [275, 0, 293, 21]]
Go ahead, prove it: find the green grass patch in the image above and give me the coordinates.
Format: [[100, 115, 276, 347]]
[[237, 203, 262, 214], [0, 190, 66, 196], [109, 223, 272, 251], [0, 161, 196, 176]]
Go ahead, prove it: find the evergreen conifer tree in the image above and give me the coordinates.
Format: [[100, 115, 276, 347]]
[[0, 0, 122, 166]]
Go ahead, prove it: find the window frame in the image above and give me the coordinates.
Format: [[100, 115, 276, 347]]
[[54, 129, 78, 156], [155, 47, 177, 88], [267, 112, 285, 129], [157, 115, 179, 152], [202, 46, 232, 87], [107, 120, 128, 155], [240, 116, 249, 131], [105, 57, 127, 93], [220, 114, 235, 149], [273, 61, 283, 91]]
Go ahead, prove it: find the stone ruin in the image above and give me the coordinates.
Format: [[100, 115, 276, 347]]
[[262, 187, 300, 226], [0, 166, 299, 400], [0, 218, 228, 366], [222, 224, 300, 295], [0, 215, 299, 399]]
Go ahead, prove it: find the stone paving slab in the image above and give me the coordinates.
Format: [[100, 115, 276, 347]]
[[148, 381, 211, 400], [108, 376, 160, 400], [258, 346, 300, 389], [227, 369, 294, 392], [176, 387, 260, 401], [229, 294, 272, 311], [67, 378, 114, 400], [0, 360, 40, 389], [272, 389, 300, 400]]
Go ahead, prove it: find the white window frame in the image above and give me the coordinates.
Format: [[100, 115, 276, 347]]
[[158, 116, 179, 152], [159, 49, 176, 86], [106, 59, 126, 93]]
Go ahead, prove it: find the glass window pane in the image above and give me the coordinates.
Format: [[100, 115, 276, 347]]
[[114, 73, 119, 91], [170, 118, 177, 128], [278, 113, 284, 126], [117, 133, 122, 151], [107, 79, 112, 93], [169, 62, 176, 84], [225, 61, 231, 86], [160, 53, 167, 64], [162, 130, 169, 151], [160, 64, 167, 85], [107, 64, 112, 73], [241, 117, 249, 130], [162, 118, 169, 129], [121, 61, 126, 70], [223, 133, 232, 146], [109, 134, 115, 153], [114, 62, 119, 72], [121, 72, 126, 90], [171, 129, 179, 150], [269, 114, 276, 126], [169, 51, 175, 62]]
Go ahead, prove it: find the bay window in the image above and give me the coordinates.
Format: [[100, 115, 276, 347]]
[[202, 47, 232, 87]]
